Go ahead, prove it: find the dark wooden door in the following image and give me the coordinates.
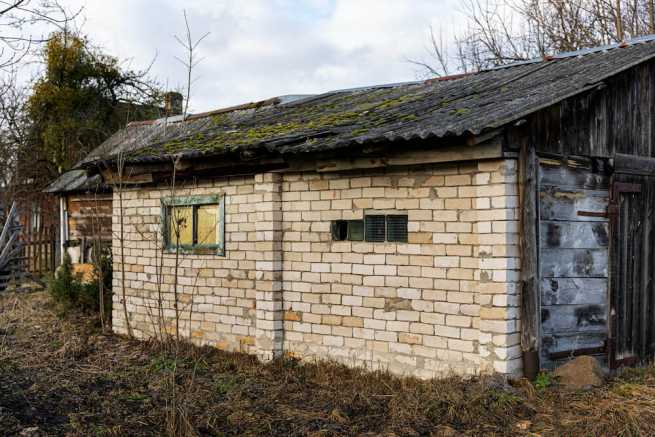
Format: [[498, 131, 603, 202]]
[[538, 158, 610, 368], [609, 179, 652, 369]]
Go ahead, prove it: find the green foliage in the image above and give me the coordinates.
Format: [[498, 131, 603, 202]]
[[534, 371, 552, 391], [486, 390, 522, 410], [150, 355, 178, 373], [48, 251, 112, 316], [214, 374, 240, 395], [26, 31, 161, 175]]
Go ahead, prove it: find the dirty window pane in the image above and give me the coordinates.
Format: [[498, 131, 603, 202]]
[[347, 220, 364, 241], [169, 206, 193, 245], [332, 220, 348, 241], [197, 204, 218, 245]]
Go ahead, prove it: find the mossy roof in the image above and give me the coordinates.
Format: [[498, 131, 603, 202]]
[[79, 36, 655, 166]]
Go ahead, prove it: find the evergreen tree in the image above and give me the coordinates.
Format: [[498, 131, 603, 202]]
[[25, 31, 161, 178]]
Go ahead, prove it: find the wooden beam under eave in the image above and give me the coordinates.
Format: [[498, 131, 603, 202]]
[[101, 169, 154, 185], [312, 139, 503, 173]]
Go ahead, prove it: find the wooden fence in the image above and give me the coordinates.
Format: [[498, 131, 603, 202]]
[[20, 223, 58, 277]]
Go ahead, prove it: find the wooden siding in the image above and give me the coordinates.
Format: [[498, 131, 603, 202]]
[[509, 60, 655, 159], [609, 172, 655, 367], [538, 158, 610, 367], [66, 193, 112, 241]]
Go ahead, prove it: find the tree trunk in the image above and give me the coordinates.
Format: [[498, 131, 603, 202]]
[[616, 0, 625, 41]]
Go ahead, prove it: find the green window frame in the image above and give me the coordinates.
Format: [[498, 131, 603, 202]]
[[161, 194, 225, 255]]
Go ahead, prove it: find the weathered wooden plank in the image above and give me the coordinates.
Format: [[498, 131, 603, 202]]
[[539, 162, 609, 190], [542, 304, 607, 334], [614, 153, 655, 176], [541, 248, 608, 278], [541, 278, 607, 305], [539, 188, 608, 221], [542, 332, 606, 355], [539, 221, 609, 249], [315, 140, 503, 172], [520, 142, 539, 354]]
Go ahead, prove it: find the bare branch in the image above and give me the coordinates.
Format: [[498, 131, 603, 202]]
[[414, 0, 655, 77], [174, 9, 210, 118]]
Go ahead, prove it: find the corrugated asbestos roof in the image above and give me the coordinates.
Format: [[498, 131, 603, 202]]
[[44, 169, 106, 194], [73, 35, 655, 170]]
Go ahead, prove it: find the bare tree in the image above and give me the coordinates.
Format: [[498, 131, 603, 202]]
[[408, 25, 453, 77], [0, 0, 81, 73], [174, 9, 209, 119], [413, 0, 655, 77], [0, 73, 29, 207]]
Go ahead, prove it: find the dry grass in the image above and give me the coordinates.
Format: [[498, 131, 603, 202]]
[[2, 290, 655, 436]]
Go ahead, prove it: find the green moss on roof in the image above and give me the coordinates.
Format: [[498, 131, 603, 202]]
[[451, 108, 470, 116], [125, 82, 431, 160]]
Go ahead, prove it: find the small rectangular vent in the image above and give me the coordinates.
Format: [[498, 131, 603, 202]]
[[365, 215, 386, 242], [386, 215, 408, 242]]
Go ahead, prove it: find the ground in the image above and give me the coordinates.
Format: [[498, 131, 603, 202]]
[[1, 291, 655, 436]]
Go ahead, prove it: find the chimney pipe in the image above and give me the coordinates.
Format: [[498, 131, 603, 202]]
[[164, 91, 184, 116]]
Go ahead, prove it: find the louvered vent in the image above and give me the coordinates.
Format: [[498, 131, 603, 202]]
[[365, 215, 386, 242], [386, 215, 408, 242]]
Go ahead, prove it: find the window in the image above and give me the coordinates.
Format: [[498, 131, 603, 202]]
[[331, 220, 364, 241], [332, 213, 408, 243], [161, 194, 225, 255]]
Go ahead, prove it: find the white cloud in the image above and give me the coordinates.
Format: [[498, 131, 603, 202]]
[[39, 0, 468, 112]]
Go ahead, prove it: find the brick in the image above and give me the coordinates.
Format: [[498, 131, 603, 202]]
[[399, 333, 422, 344]]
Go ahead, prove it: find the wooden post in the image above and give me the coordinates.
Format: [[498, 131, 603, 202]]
[[519, 141, 540, 378]]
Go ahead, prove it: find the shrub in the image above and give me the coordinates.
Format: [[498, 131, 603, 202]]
[[48, 250, 112, 317]]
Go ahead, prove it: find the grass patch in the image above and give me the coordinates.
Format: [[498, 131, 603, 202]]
[[2, 290, 655, 435]]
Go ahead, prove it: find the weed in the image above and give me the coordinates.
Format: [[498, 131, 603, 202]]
[[124, 393, 150, 402], [611, 382, 641, 397], [150, 355, 178, 373], [214, 374, 239, 395], [488, 390, 522, 410], [534, 371, 552, 391]]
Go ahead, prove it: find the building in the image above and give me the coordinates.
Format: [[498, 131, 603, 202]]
[[51, 37, 655, 378], [45, 169, 111, 279], [46, 92, 184, 278]]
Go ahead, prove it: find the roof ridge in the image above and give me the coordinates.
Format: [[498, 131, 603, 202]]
[[487, 34, 655, 71]]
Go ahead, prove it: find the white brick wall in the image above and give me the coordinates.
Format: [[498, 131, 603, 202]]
[[112, 158, 522, 378]]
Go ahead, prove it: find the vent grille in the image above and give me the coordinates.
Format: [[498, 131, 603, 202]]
[[365, 215, 386, 242], [386, 215, 408, 242]]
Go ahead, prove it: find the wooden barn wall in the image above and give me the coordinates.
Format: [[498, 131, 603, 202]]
[[66, 193, 112, 242], [507, 60, 655, 159], [537, 159, 610, 368]]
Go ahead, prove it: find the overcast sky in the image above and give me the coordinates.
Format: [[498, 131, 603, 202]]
[[49, 1, 467, 112]]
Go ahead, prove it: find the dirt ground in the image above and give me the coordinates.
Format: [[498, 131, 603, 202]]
[[1, 290, 655, 436]]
